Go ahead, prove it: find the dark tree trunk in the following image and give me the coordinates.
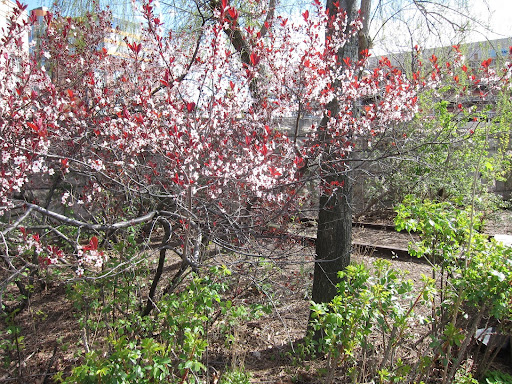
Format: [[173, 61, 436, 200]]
[[311, 173, 352, 303], [310, 0, 369, 306]]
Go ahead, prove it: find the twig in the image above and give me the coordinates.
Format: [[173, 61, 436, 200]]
[[42, 344, 58, 384]]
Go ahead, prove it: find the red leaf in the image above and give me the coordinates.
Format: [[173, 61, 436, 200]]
[[67, 89, 74, 99], [227, 7, 238, 20], [27, 122, 38, 132], [359, 49, 369, 59], [269, 166, 281, 177], [302, 10, 309, 21], [250, 52, 260, 66], [294, 156, 304, 167], [16, 0, 27, 10], [229, 81, 235, 90], [84, 236, 99, 251], [481, 58, 492, 68], [90, 236, 98, 250], [128, 42, 141, 54], [186, 102, 195, 113], [172, 173, 183, 185]]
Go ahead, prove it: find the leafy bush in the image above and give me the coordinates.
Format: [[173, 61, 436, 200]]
[[396, 197, 512, 381], [309, 259, 434, 384], [56, 265, 264, 383], [309, 197, 512, 384], [483, 370, 512, 384], [219, 369, 252, 384]]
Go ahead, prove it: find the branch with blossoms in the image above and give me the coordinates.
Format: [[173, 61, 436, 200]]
[[1, 0, 511, 317], [350, 44, 512, 210], [0, 1, 304, 315]]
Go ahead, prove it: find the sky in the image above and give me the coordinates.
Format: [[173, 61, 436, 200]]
[[18, 0, 512, 48], [364, 0, 512, 55], [471, 0, 512, 41]]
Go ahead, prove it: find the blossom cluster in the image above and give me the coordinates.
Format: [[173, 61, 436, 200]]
[[1, 0, 508, 277]]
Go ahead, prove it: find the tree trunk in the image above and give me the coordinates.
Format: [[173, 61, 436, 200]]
[[311, 173, 353, 303], [310, 0, 368, 305]]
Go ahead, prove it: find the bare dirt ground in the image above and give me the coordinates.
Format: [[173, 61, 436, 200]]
[[1, 209, 511, 383]]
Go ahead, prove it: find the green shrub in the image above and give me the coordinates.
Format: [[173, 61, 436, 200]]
[[483, 370, 512, 384], [309, 259, 434, 384], [57, 265, 264, 383], [219, 369, 252, 384], [308, 197, 512, 384]]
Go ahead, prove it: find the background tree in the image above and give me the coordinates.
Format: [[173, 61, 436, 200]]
[[309, 0, 512, 305]]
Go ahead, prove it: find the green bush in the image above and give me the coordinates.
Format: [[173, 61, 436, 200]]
[[219, 369, 252, 384], [308, 197, 512, 384], [483, 370, 512, 384], [57, 265, 263, 383], [309, 259, 434, 384]]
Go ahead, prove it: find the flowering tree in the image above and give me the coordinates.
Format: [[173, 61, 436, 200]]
[[1, 1, 300, 314], [3, 0, 509, 318]]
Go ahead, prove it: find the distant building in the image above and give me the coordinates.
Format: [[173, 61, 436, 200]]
[[29, 6, 48, 56], [27, 6, 141, 84], [29, 6, 48, 24], [28, 6, 141, 59]]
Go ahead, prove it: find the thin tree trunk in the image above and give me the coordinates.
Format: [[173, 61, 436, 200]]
[[142, 219, 171, 316]]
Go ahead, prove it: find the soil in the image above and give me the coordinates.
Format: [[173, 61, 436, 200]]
[[1, 209, 511, 383]]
